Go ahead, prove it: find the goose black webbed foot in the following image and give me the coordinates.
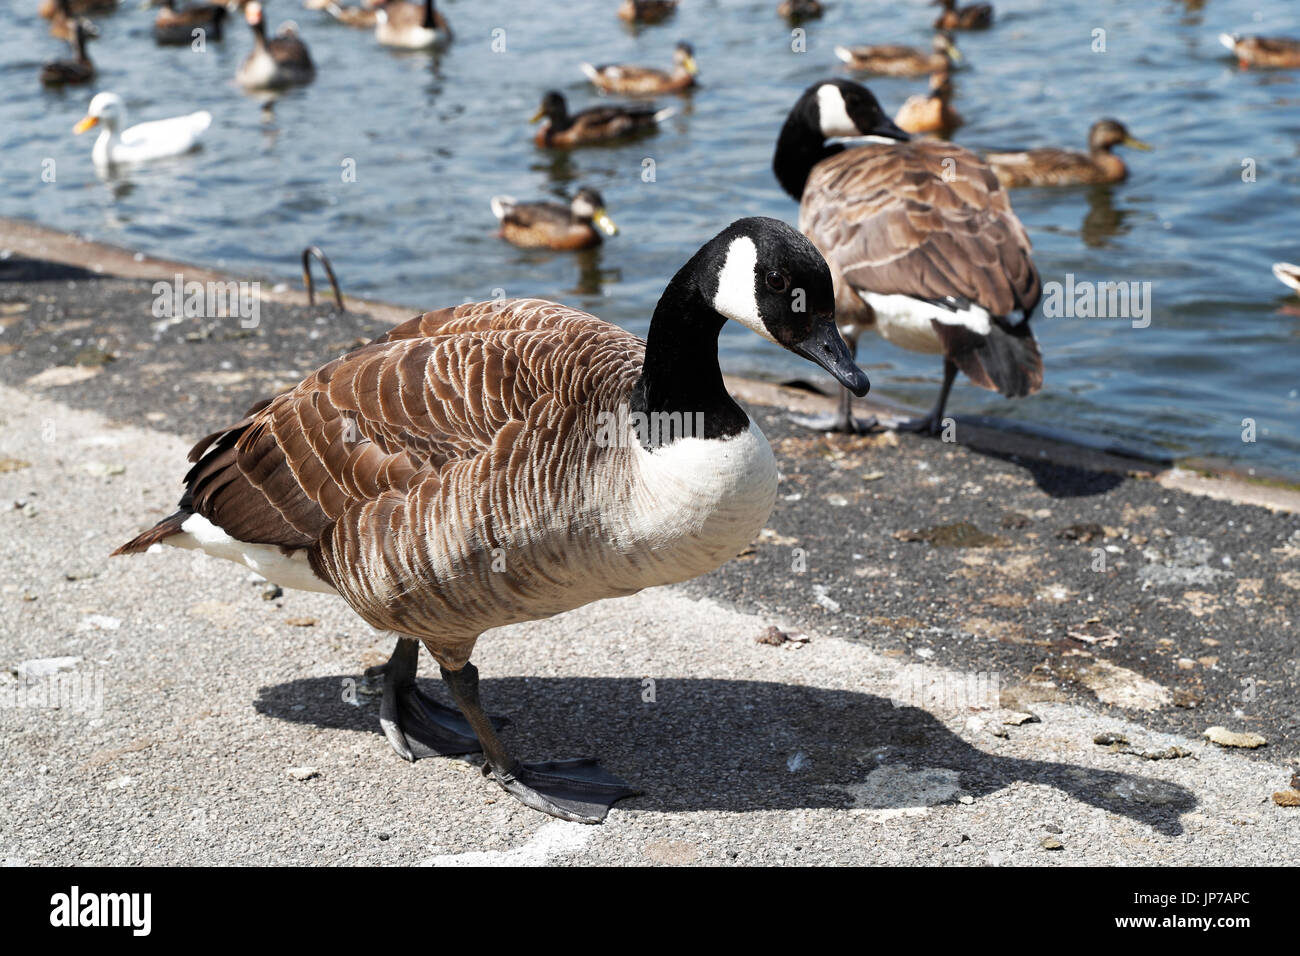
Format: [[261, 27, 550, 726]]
[[441, 661, 640, 823], [369, 637, 508, 761]]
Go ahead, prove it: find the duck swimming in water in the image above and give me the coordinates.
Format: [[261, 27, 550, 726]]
[[491, 187, 619, 250], [983, 119, 1151, 187], [531, 90, 674, 148]]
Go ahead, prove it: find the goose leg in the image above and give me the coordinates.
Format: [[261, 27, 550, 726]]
[[368, 637, 508, 761], [895, 359, 958, 436], [440, 662, 640, 824]]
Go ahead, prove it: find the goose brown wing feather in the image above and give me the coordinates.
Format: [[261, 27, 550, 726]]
[[800, 143, 1041, 317]]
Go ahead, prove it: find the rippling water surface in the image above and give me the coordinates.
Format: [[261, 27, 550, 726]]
[[3, 0, 1298, 473]]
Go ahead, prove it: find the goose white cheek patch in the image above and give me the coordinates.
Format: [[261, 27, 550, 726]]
[[712, 236, 778, 344], [817, 84, 860, 139]]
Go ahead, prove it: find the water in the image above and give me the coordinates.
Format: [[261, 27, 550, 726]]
[[3, 0, 1298, 474]]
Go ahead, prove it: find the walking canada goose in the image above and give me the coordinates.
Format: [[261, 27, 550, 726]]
[[932, 0, 992, 31], [984, 120, 1151, 188], [491, 188, 619, 250], [1219, 33, 1300, 69], [618, 0, 677, 24], [834, 34, 961, 77], [41, 19, 96, 88], [581, 41, 698, 95], [318, 0, 380, 28], [112, 217, 869, 823], [777, 0, 823, 22], [74, 91, 211, 169], [774, 79, 1041, 434], [374, 0, 451, 49], [1273, 263, 1300, 294], [39, 0, 116, 16], [153, 0, 227, 45], [237, 1, 316, 89], [894, 69, 963, 137], [532, 91, 674, 148]]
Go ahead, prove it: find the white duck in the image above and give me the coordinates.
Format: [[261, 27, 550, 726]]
[[74, 92, 211, 169]]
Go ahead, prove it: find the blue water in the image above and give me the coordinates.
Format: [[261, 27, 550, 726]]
[[2, 0, 1298, 473]]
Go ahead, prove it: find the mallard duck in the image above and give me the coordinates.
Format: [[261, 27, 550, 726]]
[[74, 91, 211, 169], [835, 33, 960, 76], [777, 0, 823, 22], [237, 1, 315, 89], [1273, 263, 1300, 294], [39, 0, 116, 16], [41, 19, 96, 88], [984, 120, 1151, 187], [581, 41, 698, 95], [491, 188, 618, 250], [317, 1, 379, 28], [1220, 33, 1300, 69], [932, 0, 992, 30], [153, 0, 227, 45], [894, 69, 963, 136], [374, 0, 451, 49], [618, 0, 676, 24], [774, 79, 1042, 434], [532, 91, 673, 148], [112, 217, 869, 823]]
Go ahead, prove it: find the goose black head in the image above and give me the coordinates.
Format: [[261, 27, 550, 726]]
[[774, 78, 909, 199], [695, 217, 869, 396]]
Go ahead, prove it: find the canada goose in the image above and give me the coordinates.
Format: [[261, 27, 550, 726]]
[[74, 91, 211, 169], [774, 79, 1042, 434], [581, 41, 698, 96], [778, 0, 823, 22], [894, 69, 963, 137], [153, 0, 227, 45], [38, 0, 116, 16], [532, 91, 674, 148], [618, 0, 677, 24], [237, 1, 315, 89], [1274, 263, 1300, 294], [112, 217, 869, 823], [491, 188, 619, 250], [374, 0, 451, 49], [49, 0, 76, 40], [318, 0, 380, 28], [834, 34, 961, 76], [984, 120, 1151, 188], [1220, 33, 1300, 69], [41, 19, 96, 88], [932, 0, 992, 30]]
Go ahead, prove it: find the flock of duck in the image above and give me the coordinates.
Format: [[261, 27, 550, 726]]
[[26, 0, 1292, 822]]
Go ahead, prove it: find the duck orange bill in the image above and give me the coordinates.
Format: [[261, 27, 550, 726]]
[[791, 321, 870, 396], [73, 115, 99, 134]]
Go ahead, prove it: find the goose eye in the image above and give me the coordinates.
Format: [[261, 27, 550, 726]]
[[765, 271, 789, 293]]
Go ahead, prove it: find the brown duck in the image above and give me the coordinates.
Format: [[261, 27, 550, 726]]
[[491, 187, 619, 250], [532, 91, 673, 148], [581, 41, 698, 95], [984, 119, 1151, 187], [932, 0, 992, 30]]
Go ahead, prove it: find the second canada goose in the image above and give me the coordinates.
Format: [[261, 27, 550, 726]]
[[237, 1, 315, 90], [532, 91, 674, 148], [1219, 33, 1300, 69], [774, 79, 1042, 434], [618, 0, 677, 24], [581, 40, 698, 95], [894, 69, 963, 137], [491, 188, 619, 250], [41, 19, 97, 88], [835, 34, 961, 76], [112, 217, 869, 823], [984, 119, 1151, 187], [374, 0, 451, 49], [932, 0, 992, 30], [153, 0, 227, 45]]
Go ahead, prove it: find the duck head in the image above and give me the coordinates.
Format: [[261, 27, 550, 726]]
[[1089, 119, 1151, 154], [531, 91, 569, 126], [571, 187, 618, 236], [674, 41, 699, 76], [773, 79, 909, 199], [74, 90, 125, 135]]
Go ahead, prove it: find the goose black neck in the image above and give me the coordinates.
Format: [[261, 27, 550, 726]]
[[630, 258, 747, 447], [423, 0, 435, 29], [773, 115, 843, 200]]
